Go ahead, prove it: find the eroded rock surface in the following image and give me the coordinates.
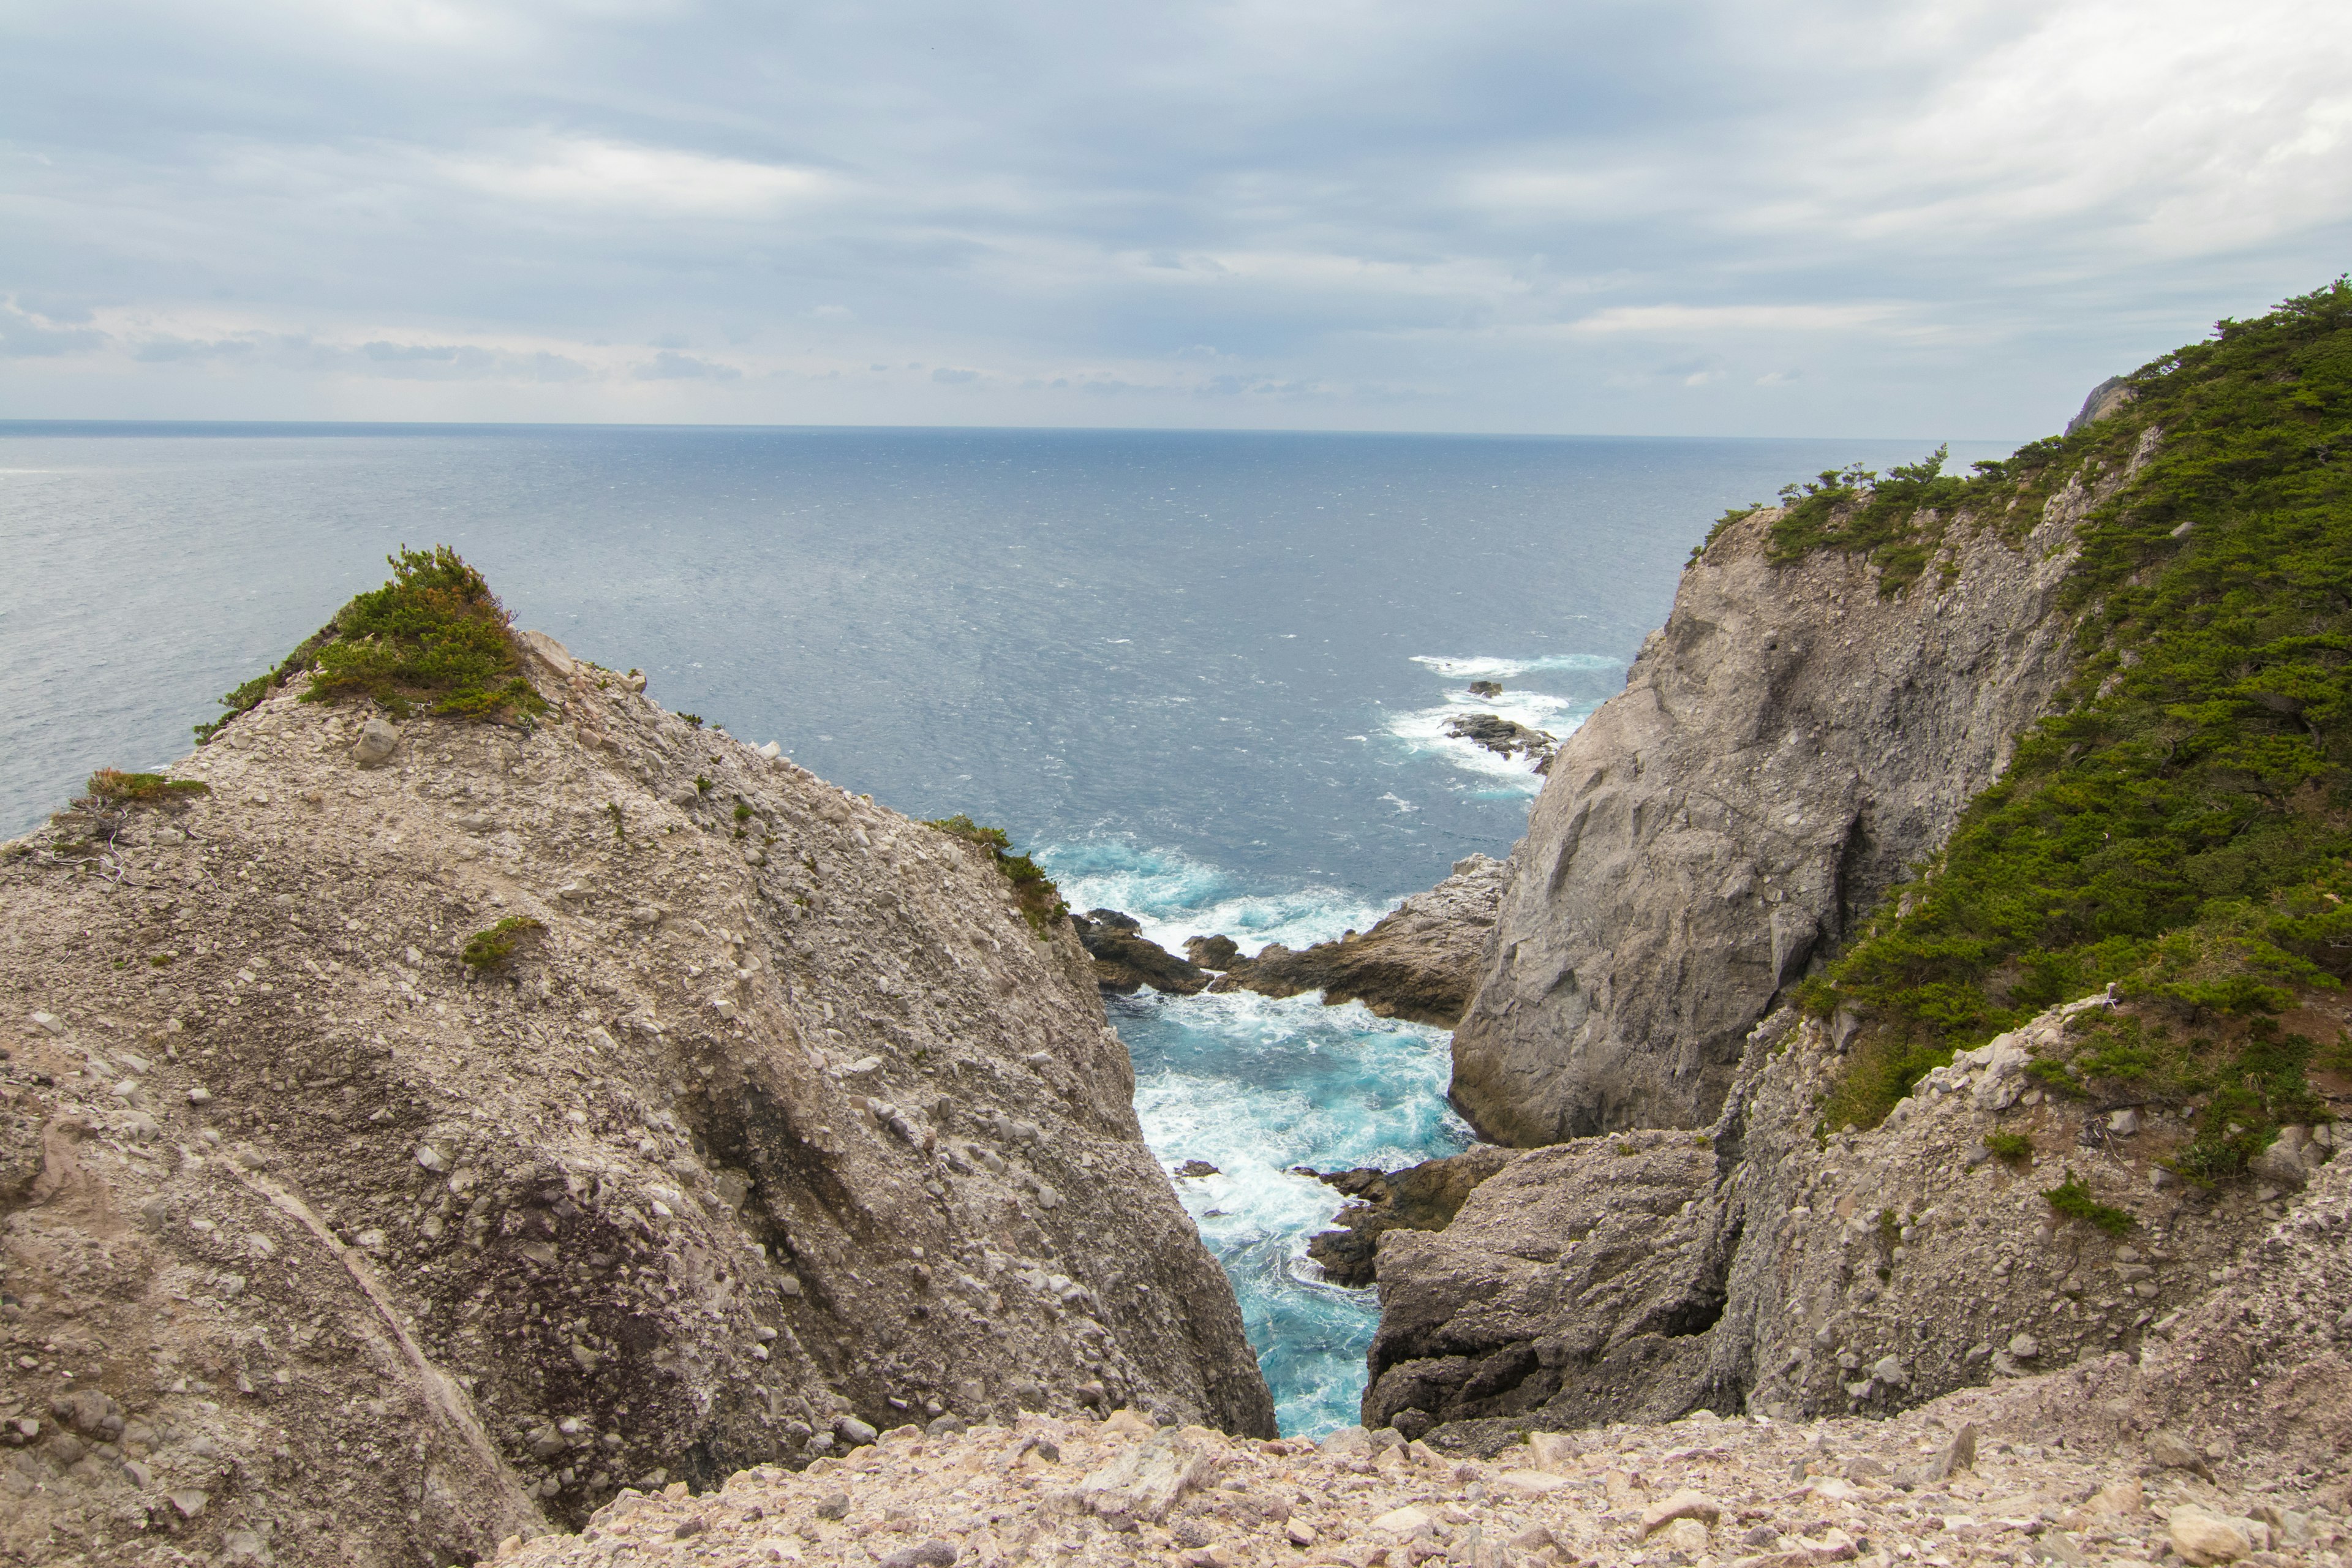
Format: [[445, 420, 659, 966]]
[[1070, 911, 1208, 997], [0, 635, 1270, 1566], [1208, 855, 1506, 1027], [1449, 453, 2154, 1143], [1365, 993, 2341, 1450]]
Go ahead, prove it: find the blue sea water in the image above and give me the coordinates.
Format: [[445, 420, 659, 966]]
[[0, 421, 2011, 1433]]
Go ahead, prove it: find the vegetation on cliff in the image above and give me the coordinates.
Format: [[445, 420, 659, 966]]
[[927, 813, 1069, 935], [1798, 278, 2352, 1153], [197, 545, 545, 740]]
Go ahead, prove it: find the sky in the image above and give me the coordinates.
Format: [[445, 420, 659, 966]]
[[2, 0, 2349, 437]]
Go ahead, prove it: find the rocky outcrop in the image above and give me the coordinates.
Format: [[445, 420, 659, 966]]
[[1207, 856, 1506, 1027], [0, 633, 1271, 1566], [1070, 910, 1210, 996], [1363, 992, 2340, 1449], [1442, 714, 1556, 771], [1450, 447, 2155, 1144], [1301, 1144, 1515, 1287]]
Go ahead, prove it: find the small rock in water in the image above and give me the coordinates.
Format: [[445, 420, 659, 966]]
[[1468, 679, 1502, 697], [1176, 1159, 1220, 1178]]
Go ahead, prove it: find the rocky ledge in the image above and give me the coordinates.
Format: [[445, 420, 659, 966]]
[[0, 630, 1270, 1567], [505, 1362, 2348, 1568], [1205, 856, 1507, 1028]]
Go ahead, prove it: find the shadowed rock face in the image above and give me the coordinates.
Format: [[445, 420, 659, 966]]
[[1447, 448, 2154, 1145], [0, 632, 1271, 1567], [1207, 855, 1507, 1027]]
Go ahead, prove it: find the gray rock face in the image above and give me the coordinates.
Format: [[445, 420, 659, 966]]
[[1362, 1132, 1739, 1434], [1450, 455, 2149, 1144], [0, 629, 1271, 1566]]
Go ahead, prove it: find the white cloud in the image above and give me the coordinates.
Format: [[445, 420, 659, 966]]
[[439, 137, 827, 215]]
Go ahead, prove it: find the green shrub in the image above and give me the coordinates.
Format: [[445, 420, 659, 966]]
[[198, 546, 545, 739], [927, 814, 1069, 935], [1984, 1131, 2033, 1163], [83, 769, 209, 806], [1803, 277, 2352, 1126], [733, 802, 753, 822], [461, 916, 545, 972], [2043, 1169, 2136, 1235], [301, 546, 546, 722]]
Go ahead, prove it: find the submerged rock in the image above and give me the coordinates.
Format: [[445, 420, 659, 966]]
[[1204, 854, 1506, 1027]]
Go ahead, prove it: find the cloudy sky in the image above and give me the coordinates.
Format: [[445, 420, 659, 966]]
[[3, 0, 2348, 435]]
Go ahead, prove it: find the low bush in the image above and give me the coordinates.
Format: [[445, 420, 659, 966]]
[[2043, 1169, 2137, 1236], [927, 814, 1069, 935], [461, 916, 545, 972]]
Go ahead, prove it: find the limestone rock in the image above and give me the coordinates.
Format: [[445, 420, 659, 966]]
[[1303, 1144, 1516, 1287], [1207, 854, 1506, 1027], [1449, 459, 2142, 1142], [0, 648, 1271, 1567], [2168, 1505, 2253, 1564], [349, 716, 401, 767], [1362, 1131, 1736, 1432]]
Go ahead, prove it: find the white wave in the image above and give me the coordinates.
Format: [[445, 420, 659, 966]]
[[1039, 839, 1391, 958], [1409, 652, 1621, 680]]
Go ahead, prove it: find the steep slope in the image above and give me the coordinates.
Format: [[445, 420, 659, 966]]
[[1447, 458, 2126, 1142], [2, 609, 1270, 1565]]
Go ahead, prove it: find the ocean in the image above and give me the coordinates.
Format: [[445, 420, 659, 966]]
[[0, 421, 2010, 1433]]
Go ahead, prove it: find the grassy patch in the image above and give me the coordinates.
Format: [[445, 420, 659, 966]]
[[83, 769, 209, 807], [1801, 278, 2352, 1135], [2043, 1169, 2137, 1236], [927, 814, 1069, 936], [1984, 1131, 2034, 1164], [461, 916, 545, 972]]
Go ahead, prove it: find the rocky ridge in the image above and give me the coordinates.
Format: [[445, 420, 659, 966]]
[[1449, 439, 2158, 1144], [0, 631, 1270, 1567], [505, 1319, 2351, 1568]]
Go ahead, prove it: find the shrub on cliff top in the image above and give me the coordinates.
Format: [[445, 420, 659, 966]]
[[197, 545, 545, 740], [1802, 276, 2352, 1136]]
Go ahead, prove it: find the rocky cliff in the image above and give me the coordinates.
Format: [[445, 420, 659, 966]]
[[1, 626, 1271, 1566], [1448, 445, 2154, 1143], [1364, 993, 2343, 1444]]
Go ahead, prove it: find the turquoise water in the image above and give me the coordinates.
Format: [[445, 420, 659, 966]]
[[0, 422, 2013, 1433], [1046, 839, 1472, 1435]]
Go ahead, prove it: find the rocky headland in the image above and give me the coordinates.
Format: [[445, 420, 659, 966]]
[[1, 563, 1270, 1566]]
